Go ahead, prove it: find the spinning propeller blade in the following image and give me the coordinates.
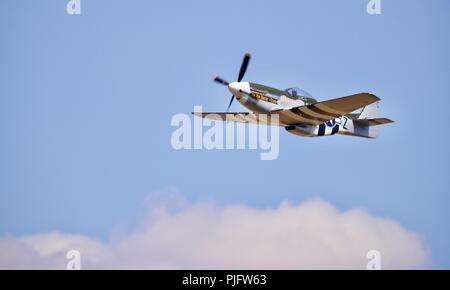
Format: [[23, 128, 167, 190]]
[[237, 53, 251, 82], [213, 76, 229, 86]]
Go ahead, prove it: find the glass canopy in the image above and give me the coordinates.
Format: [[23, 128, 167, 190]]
[[285, 87, 316, 102]]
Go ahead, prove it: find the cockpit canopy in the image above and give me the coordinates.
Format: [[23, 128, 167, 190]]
[[285, 87, 317, 103]]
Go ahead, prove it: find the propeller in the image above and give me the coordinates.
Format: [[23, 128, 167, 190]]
[[213, 53, 251, 111], [238, 53, 251, 82], [212, 76, 229, 86], [226, 95, 235, 112]]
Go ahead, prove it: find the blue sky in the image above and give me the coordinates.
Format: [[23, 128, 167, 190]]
[[1, 0, 449, 268]]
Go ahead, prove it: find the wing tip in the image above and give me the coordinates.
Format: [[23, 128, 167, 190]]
[[363, 92, 381, 102]]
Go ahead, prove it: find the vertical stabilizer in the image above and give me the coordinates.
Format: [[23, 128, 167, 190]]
[[358, 101, 379, 119]]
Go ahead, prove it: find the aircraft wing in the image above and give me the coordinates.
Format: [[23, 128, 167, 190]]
[[283, 93, 380, 125], [192, 112, 285, 126]]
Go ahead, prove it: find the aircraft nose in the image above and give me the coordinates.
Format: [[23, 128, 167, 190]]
[[228, 82, 246, 96]]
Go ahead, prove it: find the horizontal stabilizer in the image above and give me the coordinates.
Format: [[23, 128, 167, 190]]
[[354, 118, 394, 127]]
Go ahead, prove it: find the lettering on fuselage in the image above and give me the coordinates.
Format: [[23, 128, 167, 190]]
[[250, 92, 278, 104], [330, 116, 349, 129], [317, 116, 349, 136]]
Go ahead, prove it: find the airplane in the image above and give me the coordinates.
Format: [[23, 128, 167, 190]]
[[193, 53, 393, 138]]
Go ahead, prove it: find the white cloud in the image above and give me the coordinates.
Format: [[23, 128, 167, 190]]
[[0, 199, 430, 269]]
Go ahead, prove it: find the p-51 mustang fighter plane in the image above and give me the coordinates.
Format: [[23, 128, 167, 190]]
[[193, 53, 393, 138]]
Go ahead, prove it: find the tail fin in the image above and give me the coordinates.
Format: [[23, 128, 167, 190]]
[[342, 101, 393, 138], [358, 101, 379, 119], [356, 101, 394, 126]]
